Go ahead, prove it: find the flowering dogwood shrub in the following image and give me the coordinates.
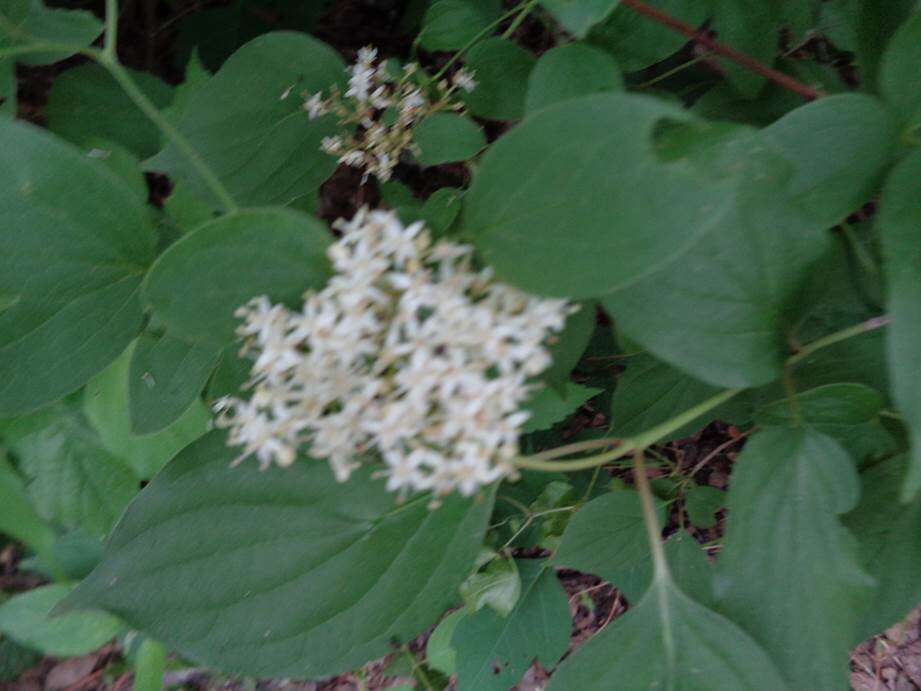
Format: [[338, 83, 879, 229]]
[[1, 0, 921, 689]]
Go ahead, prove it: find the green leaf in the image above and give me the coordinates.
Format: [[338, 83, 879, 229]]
[[1, 1, 102, 66], [133, 638, 168, 691], [523, 382, 600, 433], [84, 343, 210, 480], [460, 556, 522, 616], [759, 94, 896, 228], [0, 585, 122, 658], [460, 38, 535, 121], [147, 32, 346, 207], [426, 609, 466, 676], [129, 331, 221, 435], [844, 455, 921, 640], [716, 428, 873, 690], [525, 43, 621, 114], [453, 560, 570, 691], [547, 576, 789, 690], [466, 94, 746, 299], [543, 302, 596, 386], [879, 149, 921, 499], [663, 530, 716, 607], [413, 113, 486, 166], [539, 0, 620, 38], [756, 383, 896, 464], [142, 208, 331, 346], [12, 408, 139, 537], [611, 353, 749, 440], [0, 454, 55, 553], [588, 0, 709, 71], [0, 119, 155, 416], [604, 95, 895, 388], [880, 11, 921, 135], [684, 485, 725, 529], [553, 490, 664, 601], [419, 0, 501, 51], [64, 431, 495, 678], [46, 64, 175, 158]]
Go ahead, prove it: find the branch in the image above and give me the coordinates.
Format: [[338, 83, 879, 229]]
[[618, 0, 823, 102]]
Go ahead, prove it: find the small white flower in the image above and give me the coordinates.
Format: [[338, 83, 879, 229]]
[[321, 136, 343, 154], [303, 92, 328, 120], [452, 68, 477, 93]]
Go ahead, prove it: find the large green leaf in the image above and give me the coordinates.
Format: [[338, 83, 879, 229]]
[[879, 150, 921, 499], [142, 207, 331, 345], [758, 95, 896, 227], [12, 409, 139, 537], [84, 343, 210, 480], [716, 428, 873, 690], [466, 94, 749, 299], [0, 119, 155, 416], [0, 585, 122, 658], [611, 353, 749, 440], [756, 383, 896, 464], [460, 38, 535, 121], [602, 163, 829, 388], [548, 574, 788, 690], [603, 96, 893, 387], [46, 63, 175, 159], [129, 331, 221, 435], [64, 431, 495, 678], [844, 455, 921, 640], [525, 43, 622, 115], [147, 32, 345, 207], [880, 12, 921, 135], [453, 560, 570, 691], [553, 490, 663, 601]]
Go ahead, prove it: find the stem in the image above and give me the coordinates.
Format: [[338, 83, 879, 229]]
[[95, 53, 239, 213], [514, 388, 741, 472], [104, 0, 118, 60], [501, 0, 537, 39], [782, 365, 802, 425], [530, 436, 619, 461], [517, 314, 891, 474], [787, 315, 890, 366], [618, 0, 822, 101], [633, 450, 669, 580]]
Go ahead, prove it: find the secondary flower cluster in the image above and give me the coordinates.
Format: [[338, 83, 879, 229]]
[[215, 208, 572, 498], [296, 46, 476, 182]]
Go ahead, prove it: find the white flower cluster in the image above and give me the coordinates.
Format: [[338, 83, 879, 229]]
[[294, 46, 476, 182], [215, 208, 572, 498]]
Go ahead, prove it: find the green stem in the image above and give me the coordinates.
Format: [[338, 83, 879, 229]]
[[517, 315, 892, 474], [787, 315, 890, 367], [633, 450, 669, 580], [501, 0, 537, 38], [104, 0, 118, 60], [514, 388, 740, 472], [94, 53, 239, 213]]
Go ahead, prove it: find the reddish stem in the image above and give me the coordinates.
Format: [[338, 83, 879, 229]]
[[619, 0, 823, 101]]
